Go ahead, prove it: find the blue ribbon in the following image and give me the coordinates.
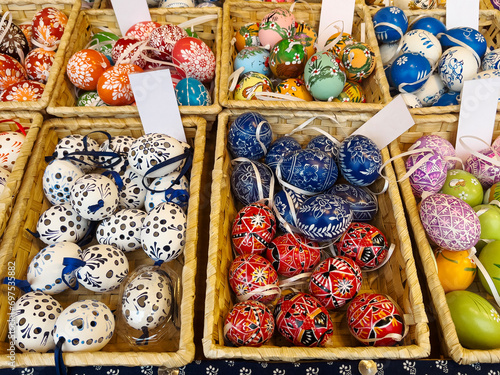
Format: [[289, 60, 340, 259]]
[[61, 257, 85, 290], [1, 278, 32, 293], [55, 336, 67, 375], [76, 220, 98, 248], [88, 199, 105, 213], [102, 170, 125, 191], [25, 228, 40, 238], [164, 188, 189, 209], [153, 260, 164, 267], [136, 326, 149, 346]]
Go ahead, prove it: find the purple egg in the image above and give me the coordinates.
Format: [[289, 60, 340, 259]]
[[405, 150, 447, 197], [464, 148, 500, 189], [408, 135, 456, 171], [419, 193, 480, 251]]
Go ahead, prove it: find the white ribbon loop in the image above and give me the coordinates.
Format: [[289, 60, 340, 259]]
[[177, 15, 219, 30], [228, 66, 245, 92], [254, 92, 307, 101], [459, 135, 500, 168], [237, 284, 281, 302]]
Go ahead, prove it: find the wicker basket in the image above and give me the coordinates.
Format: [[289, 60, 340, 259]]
[[368, 9, 500, 115], [0, 115, 206, 368], [0, 0, 80, 112], [219, 3, 391, 112], [390, 113, 500, 364], [0, 112, 42, 236], [47, 8, 222, 121], [203, 109, 430, 361]]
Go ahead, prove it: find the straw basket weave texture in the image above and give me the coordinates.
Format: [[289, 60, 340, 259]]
[[0, 112, 42, 236], [203, 109, 430, 361], [219, 3, 391, 112], [0, 0, 80, 112], [390, 113, 500, 364], [369, 9, 500, 115], [47, 8, 222, 121], [0, 116, 206, 368]]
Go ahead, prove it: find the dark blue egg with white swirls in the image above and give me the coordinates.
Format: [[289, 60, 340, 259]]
[[339, 134, 382, 187], [306, 135, 340, 161], [273, 188, 308, 231], [278, 149, 338, 193], [327, 184, 378, 222], [265, 136, 301, 173], [409, 16, 446, 37], [296, 194, 353, 242], [231, 160, 273, 206], [228, 112, 273, 160]]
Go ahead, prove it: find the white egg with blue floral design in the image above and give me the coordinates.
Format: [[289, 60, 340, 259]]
[[413, 73, 446, 106], [43, 159, 84, 205], [438, 46, 479, 92], [96, 209, 147, 253], [482, 48, 500, 71]]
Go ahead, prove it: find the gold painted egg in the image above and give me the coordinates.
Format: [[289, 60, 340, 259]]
[[275, 78, 313, 101], [234, 72, 273, 100], [332, 80, 366, 103]]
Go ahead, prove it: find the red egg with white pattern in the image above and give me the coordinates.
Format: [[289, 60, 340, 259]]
[[0, 80, 45, 102], [97, 63, 143, 106], [18, 23, 33, 50], [0, 53, 27, 90], [31, 7, 68, 49], [0, 130, 26, 171], [147, 24, 188, 61], [125, 21, 161, 41], [112, 37, 149, 69], [25, 48, 55, 83], [172, 37, 216, 84], [66, 49, 110, 91]]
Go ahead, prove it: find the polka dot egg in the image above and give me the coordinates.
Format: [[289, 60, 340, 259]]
[[43, 159, 84, 205], [36, 203, 90, 245], [144, 172, 190, 213], [96, 208, 147, 253], [53, 134, 100, 173]]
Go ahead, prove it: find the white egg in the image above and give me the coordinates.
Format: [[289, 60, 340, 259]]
[[70, 174, 119, 221], [413, 73, 446, 106], [0, 131, 25, 172], [36, 204, 90, 245], [438, 46, 479, 92], [43, 159, 84, 205], [401, 29, 442, 66], [96, 209, 147, 253]]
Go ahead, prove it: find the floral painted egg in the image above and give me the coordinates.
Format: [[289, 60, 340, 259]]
[[482, 48, 500, 71], [327, 184, 378, 222], [234, 72, 273, 100], [304, 51, 346, 101], [275, 78, 313, 101], [172, 37, 216, 84], [296, 194, 353, 242], [25, 48, 55, 83], [235, 23, 260, 52], [229, 253, 279, 304], [0, 20, 29, 63], [43, 160, 84, 205], [408, 134, 456, 171], [440, 27, 487, 61], [435, 248, 477, 292], [0, 53, 27, 90], [148, 24, 188, 61], [0, 80, 45, 102], [347, 293, 405, 346], [274, 292, 334, 346], [269, 38, 307, 79], [97, 63, 144, 106], [89, 31, 119, 64], [413, 73, 445, 107], [96, 208, 146, 253], [126, 21, 161, 41], [228, 112, 272, 160], [438, 46, 479, 92], [339, 134, 382, 187], [144, 172, 189, 213], [336, 222, 390, 270], [401, 29, 442, 66], [231, 160, 273, 206], [141, 202, 187, 263], [341, 43, 375, 82], [266, 232, 320, 277], [67, 49, 111, 91], [332, 80, 365, 103], [326, 32, 355, 57], [231, 202, 276, 256], [111, 37, 149, 68], [0, 168, 10, 196], [409, 16, 446, 36], [0, 131, 24, 172], [272, 188, 307, 231], [36, 203, 90, 245], [401, 93, 423, 107], [464, 148, 500, 189], [420, 193, 481, 251], [390, 52, 431, 93], [258, 9, 295, 48], [309, 256, 362, 309], [306, 135, 340, 160], [440, 169, 483, 207], [278, 149, 338, 193], [53, 134, 99, 173], [234, 47, 270, 77], [405, 150, 447, 197], [393, 0, 436, 9], [265, 136, 301, 173], [175, 77, 212, 106], [224, 300, 274, 347], [293, 22, 317, 60], [373, 6, 408, 43], [76, 91, 108, 107], [31, 7, 68, 49]]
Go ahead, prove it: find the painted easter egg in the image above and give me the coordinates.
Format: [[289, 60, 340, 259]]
[[272, 188, 307, 231], [0, 131, 24, 172], [306, 135, 340, 160], [304, 51, 346, 101], [482, 48, 500, 71], [89, 31, 119, 64], [111, 37, 149, 68], [231, 203, 276, 256], [231, 160, 273, 206], [419, 193, 481, 251], [234, 47, 270, 76], [339, 134, 382, 187], [70, 174, 119, 221], [224, 300, 274, 347], [341, 43, 375, 81], [332, 80, 366, 103], [296, 194, 353, 242], [347, 293, 405, 346], [440, 27, 487, 61], [234, 72, 273, 100], [401, 93, 423, 108], [413, 73, 445, 107], [464, 148, 500, 189], [293, 22, 317, 60], [97, 63, 144, 106], [147, 24, 188, 62], [269, 38, 307, 79], [438, 46, 479, 92], [326, 32, 355, 57], [275, 78, 313, 101], [473, 204, 500, 249], [274, 292, 334, 346], [401, 29, 442, 66], [42, 160, 84, 205], [390, 52, 431, 93], [478, 240, 500, 296], [67, 49, 111, 91], [409, 16, 446, 36], [32, 7, 68, 49], [258, 9, 295, 48], [0, 20, 29, 63], [77, 91, 108, 107], [405, 150, 447, 197], [379, 42, 399, 65], [0, 80, 45, 102], [408, 134, 456, 171], [144, 172, 189, 213], [435, 248, 476, 292], [484, 182, 500, 203], [265, 136, 301, 173], [309, 256, 362, 310], [235, 23, 260, 52], [228, 112, 272, 160], [440, 169, 483, 207], [172, 37, 216, 84], [36, 203, 90, 245], [125, 21, 161, 41], [373, 6, 408, 43], [327, 184, 378, 222], [175, 77, 211, 106], [0, 53, 27, 90], [96, 208, 147, 253], [53, 134, 99, 173], [25, 48, 55, 83]]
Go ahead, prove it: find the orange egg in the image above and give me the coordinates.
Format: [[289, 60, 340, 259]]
[[0, 80, 45, 102], [435, 248, 477, 293], [275, 78, 313, 101], [0, 53, 27, 91], [67, 49, 111, 91], [97, 63, 143, 106]]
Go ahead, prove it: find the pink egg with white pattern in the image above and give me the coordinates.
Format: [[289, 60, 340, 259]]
[[258, 9, 295, 48], [147, 24, 188, 61], [464, 148, 500, 189], [126, 21, 161, 41], [408, 134, 456, 171]]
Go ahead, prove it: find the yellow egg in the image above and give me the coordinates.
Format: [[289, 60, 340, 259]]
[[275, 78, 313, 101], [435, 248, 477, 293], [341, 43, 375, 81], [332, 80, 366, 103], [234, 72, 274, 100], [326, 32, 356, 57], [293, 22, 317, 61]]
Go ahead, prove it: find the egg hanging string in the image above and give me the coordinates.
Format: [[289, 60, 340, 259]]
[[374, 20, 405, 66], [0, 118, 27, 136], [458, 135, 500, 168], [231, 158, 275, 207], [0, 277, 32, 293], [55, 337, 67, 375], [61, 257, 86, 290], [315, 20, 345, 53], [435, 32, 481, 65]]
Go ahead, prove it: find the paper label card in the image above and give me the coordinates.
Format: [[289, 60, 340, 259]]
[[129, 69, 186, 142], [455, 78, 500, 161], [352, 95, 414, 150], [110, 0, 152, 36], [446, 0, 479, 30], [317, 0, 355, 51]]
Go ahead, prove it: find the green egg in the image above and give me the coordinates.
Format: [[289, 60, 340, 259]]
[[478, 240, 500, 296]]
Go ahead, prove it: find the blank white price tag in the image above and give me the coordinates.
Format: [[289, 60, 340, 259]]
[[317, 0, 355, 51], [352, 95, 414, 150], [446, 0, 479, 30], [129, 70, 186, 142], [110, 0, 152, 36], [455, 78, 500, 161]]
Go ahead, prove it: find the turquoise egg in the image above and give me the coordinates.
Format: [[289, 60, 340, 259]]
[[304, 51, 346, 101], [234, 47, 270, 76], [175, 77, 211, 106]]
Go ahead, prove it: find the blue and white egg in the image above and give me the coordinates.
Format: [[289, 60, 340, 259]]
[[438, 46, 479, 92], [118, 166, 148, 210], [36, 203, 90, 245], [413, 73, 446, 106], [0, 167, 10, 196], [401, 29, 442, 66], [175, 77, 211, 106], [70, 174, 119, 221], [228, 112, 272, 160], [327, 184, 378, 222], [43, 159, 84, 205], [379, 42, 399, 65], [27, 242, 82, 295], [273, 188, 308, 231], [99, 135, 135, 173], [264, 136, 301, 173], [390, 52, 431, 93], [306, 135, 340, 161], [373, 6, 408, 43], [482, 48, 500, 71], [433, 91, 460, 106], [339, 135, 382, 187], [234, 47, 270, 76], [145, 172, 190, 213], [54, 300, 115, 352], [439, 27, 487, 62], [409, 16, 446, 37], [231, 160, 273, 206], [401, 93, 423, 108], [96, 209, 147, 253], [53, 135, 100, 173]]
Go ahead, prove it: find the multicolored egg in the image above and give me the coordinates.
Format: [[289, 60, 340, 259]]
[[332, 80, 365, 103], [231, 160, 273, 206], [339, 134, 382, 187], [258, 9, 295, 48], [438, 47, 479, 92], [97, 63, 143, 106], [327, 184, 378, 222], [341, 43, 375, 82], [224, 300, 274, 347], [326, 32, 355, 57], [125, 21, 161, 41], [347, 293, 405, 346], [234, 72, 273, 100], [0, 80, 45, 102], [0, 53, 27, 90], [31, 7, 68, 49], [464, 148, 500, 189], [373, 6, 408, 43], [405, 150, 447, 197], [435, 248, 476, 292], [231, 203, 276, 256], [175, 77, 211, 106], [293, 22, 317, 60], [234, 47, 270, 76], [269, 38, 306, 79], [67, 49, 111, 90], [390, 52, 431, 93], [420, 193, 481, 251], [229, 254, 279, 304], [172, 37, 216, 84], [76, 91, 108, 107], [147, 24, 188, 61], [227, 111, 272, 160], [304, 51, 346, 101], [234, 23, 260, 52], [275, 78, 313, 101]]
